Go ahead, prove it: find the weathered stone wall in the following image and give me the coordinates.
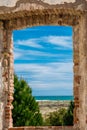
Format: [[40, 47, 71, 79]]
[[0, 21, 14, 130], [0, 0, 85, 20], [0, 22, 4, 130], [9, 126, 74, 130], [0, 0, 76, 7], [0, 0, 87, 130]]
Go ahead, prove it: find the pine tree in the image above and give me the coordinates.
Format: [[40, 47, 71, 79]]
[[12, 74, 43, 126]]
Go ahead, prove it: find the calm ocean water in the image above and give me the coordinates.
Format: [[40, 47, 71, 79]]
[[34, 96, 74, 101]]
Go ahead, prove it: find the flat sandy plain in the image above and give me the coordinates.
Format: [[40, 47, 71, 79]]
[[37, 100, 70, 118]]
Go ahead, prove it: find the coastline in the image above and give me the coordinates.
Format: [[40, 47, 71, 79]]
[[37, 100, 71, 119]]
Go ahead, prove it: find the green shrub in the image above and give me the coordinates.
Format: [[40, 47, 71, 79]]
[[44, 108, 66, 126], [63, 101, 74, 125], [44, 101, 74, 126]]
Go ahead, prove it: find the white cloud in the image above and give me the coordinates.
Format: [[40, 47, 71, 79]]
[[14, 35, 72, 49], [14, 36, 72, 61], [14, 62, 73, 91], [14, 46, 72, 61], [14, 49, 53, 60], [43, 36, 72, 48], [15, 39, 43, 48], [14, 35, 73, 95], [14, 48, 35, 60], [15, 62, 73, 74], [14, 52, 22, 60]]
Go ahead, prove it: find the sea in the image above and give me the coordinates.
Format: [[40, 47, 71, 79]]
[[34, 96, 74, 101]]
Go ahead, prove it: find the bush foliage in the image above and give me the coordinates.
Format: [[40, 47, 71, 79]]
[[44, 101, 74, 126]]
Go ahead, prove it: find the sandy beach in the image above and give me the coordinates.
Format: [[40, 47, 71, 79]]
[[37, 100, 70, 118]]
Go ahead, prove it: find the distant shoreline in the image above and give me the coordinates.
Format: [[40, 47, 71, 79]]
[[34, 95, 74, 101], [36, 99, 73, 102]]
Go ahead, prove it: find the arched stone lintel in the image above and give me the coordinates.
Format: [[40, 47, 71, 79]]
[[0, 0, 87, 19], [1, 8, 82, 31]]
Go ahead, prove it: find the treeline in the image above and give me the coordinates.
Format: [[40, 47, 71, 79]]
[[13, 74, 74, 126]]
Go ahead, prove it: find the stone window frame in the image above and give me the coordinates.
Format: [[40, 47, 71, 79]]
[[0, 7, 87, 130]]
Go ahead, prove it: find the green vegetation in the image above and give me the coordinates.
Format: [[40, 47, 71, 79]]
[[13, 74, 74, 126], [12, 74, 43, 126], [44, 101, 74, 126], [43, 108, 66, 126], [63, 100, 74, 125]]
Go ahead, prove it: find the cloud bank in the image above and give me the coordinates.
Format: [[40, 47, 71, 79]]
[[14, 26, 73, 96]]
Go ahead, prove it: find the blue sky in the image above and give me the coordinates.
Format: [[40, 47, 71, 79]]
[[13, 26, 73, 96]]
